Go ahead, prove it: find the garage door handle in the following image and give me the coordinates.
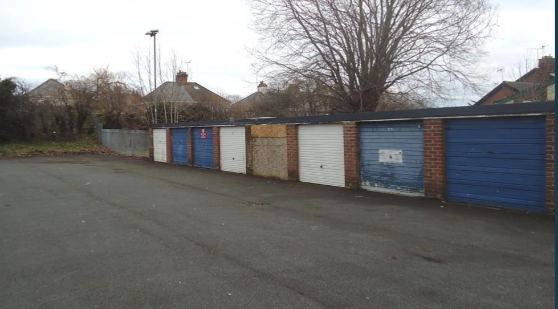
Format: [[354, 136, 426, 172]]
[[488, 151, 495, 155], [320, 165, 323, 168], [233, 157, 235, 160]]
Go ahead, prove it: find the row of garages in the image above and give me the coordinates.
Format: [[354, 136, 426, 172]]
[[155, 127, 246, 171], [151, 110, 554, 214]]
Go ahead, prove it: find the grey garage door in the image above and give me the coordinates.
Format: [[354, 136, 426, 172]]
[[359, 121, 424, 195]]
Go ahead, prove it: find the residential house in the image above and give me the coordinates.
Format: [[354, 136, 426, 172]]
[[146, 71, 231, 121], [230, 81, 271, 118], [28, 78, 68, 105], [148, 71, 230, 107], [476, 56, 555, 105], [231, 81, 332, 119], [28, 78, 147, 130]]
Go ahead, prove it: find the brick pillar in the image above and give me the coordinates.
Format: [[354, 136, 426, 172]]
[[187, 128, 194, 167], [423, 119, 445, 198], [148, 128, 154, 161], [213, 127, 221, 170], [343, 122, 359, 189], [245, 126, 253, 175], [286, 124, 299, 181], [546, 115, 555, 215], [166, 128, 172, 163]]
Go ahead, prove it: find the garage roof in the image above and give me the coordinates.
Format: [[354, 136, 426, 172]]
[[151, 101, 555, 128]]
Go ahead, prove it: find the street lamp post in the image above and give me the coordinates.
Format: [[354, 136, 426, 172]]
[[145, 29, 159, 124]]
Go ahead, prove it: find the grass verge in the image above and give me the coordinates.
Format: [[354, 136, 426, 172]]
[[0, 137, 113, 157]]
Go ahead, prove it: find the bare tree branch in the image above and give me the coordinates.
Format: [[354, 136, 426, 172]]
[[249, 0, 497, 112]]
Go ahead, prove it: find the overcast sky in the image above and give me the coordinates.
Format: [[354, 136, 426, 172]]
[[0, 0, 554, 104]]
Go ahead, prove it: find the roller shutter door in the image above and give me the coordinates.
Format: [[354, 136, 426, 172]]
[[445, 117, 546, 212], [193, 127, 214, 169], [153, 129, 167, 163], [220, 127, 246, 174], [359, 121, 424, 195], [171, 128, 188, 165], [298, 124, 345, 187]]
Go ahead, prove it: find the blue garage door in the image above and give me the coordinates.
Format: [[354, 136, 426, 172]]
[[171, 128, 189, 166], [193, 127, 214, 169], [359, 121, 424, 195], [445, 117, 546, 212]]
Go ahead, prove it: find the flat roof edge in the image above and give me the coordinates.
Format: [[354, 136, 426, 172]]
[[150, 101, 555, 128]]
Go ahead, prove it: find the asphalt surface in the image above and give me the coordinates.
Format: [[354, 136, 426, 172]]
[[0, 155, 554, 309]]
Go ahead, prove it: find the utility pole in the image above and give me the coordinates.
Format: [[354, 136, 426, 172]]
[[145, 29, 159, 124]]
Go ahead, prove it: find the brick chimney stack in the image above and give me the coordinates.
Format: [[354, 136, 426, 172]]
[[176, 71, 188, 86], [538, 56, 555, 73]]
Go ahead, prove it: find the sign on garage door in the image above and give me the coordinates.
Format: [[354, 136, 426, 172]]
[[193, 128, 214, 169]]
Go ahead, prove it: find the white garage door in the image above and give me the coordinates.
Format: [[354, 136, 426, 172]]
[[299, 124, 345, 187], [220, 127, 246, 174], [153, 129, 167, 163]]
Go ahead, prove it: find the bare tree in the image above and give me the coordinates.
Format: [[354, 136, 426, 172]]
[[224, 94, 243, 104], [92, 68, 147, 129], [133, 49, 191, 124], [376, 92, 433, 111], [133, 50, 156, 124], [40, 65, 76, 138], [250, 0, 496, 112], [65, 77, 95, 134]]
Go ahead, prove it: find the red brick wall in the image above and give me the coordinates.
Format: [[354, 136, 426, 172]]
[[286, 125, 299, 181], [213, 127, 221, 170], [148, 128, 154, 161], [343, 122, 359, 189], [245, 126, 253, 175], [546, 115, 555, 214], [479, 87, 516, 105], [187, 128, 194, 167], [423, 119, 445, 198], [166, 128, 172, 163]]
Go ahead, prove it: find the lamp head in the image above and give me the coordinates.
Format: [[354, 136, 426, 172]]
[[145, 30, 159, 37]]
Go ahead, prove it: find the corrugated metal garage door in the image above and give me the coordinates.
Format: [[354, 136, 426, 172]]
[[359, 121, 424, 195], [171, 128, 188, 166], [220, 127, 246, 174], [445, 117, 546, 212], [192, 127, 214, 169], [153, 129, 167, 163], [299, 124, 345, 187]]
